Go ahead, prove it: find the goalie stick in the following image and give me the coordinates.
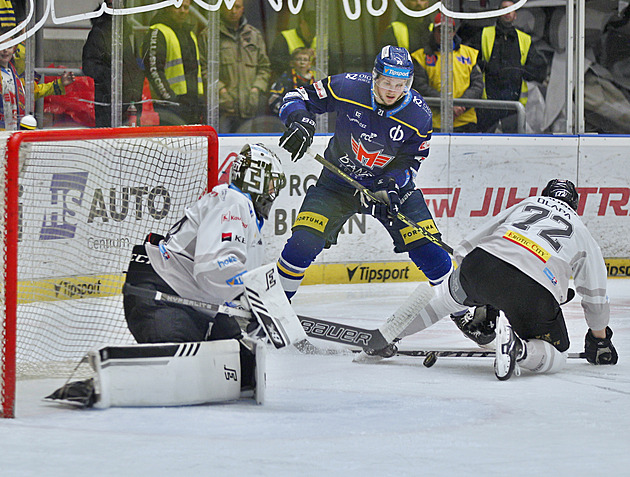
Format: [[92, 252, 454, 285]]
[[123, 281, 434, 352], [307, 151, 454, 255]]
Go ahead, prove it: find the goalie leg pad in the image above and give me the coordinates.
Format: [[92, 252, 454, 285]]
[[90, 340, 243, 408]]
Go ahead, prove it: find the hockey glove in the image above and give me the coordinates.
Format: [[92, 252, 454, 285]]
[[361, 176, 401, 227], [279, 111, 316, 161], [584, 327, 618, 365]]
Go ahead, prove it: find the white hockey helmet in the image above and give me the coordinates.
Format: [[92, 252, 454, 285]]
[[230, 143, 286, 220]]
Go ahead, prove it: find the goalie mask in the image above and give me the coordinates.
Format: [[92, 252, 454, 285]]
[[230, 144, 286, 220], [372, 45, 414, 107], [541, 179, 579, 210]]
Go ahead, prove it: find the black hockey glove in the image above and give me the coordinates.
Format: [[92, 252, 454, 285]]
[[361, 176, 400, 227], [279, 111, 316, 161], [584, 327, 618, 365]]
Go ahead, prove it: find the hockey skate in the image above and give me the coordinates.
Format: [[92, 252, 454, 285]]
[[451, 306, 497, 348], [353, 340, 399, 363], [494, 312, 524, 381], [45, 378, 96, 408]]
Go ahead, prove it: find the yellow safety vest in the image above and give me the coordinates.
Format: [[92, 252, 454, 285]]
[[150, 23, 203, 96], [411, 44, 479, 129], [280, 29, 317, 54], [481, 26, 531, 105], [391, 22, 409, 51]]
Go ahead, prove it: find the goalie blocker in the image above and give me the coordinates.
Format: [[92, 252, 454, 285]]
[[46, 338, 266, 408]]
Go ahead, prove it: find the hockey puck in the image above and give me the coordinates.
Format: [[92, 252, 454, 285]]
[[423, 352, 437, 368]]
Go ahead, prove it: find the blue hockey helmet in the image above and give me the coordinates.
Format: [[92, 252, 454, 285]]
[[372, 45, 414, 104], [541, 179, 579, 210]]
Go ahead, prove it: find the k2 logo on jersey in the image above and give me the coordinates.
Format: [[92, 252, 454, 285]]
[[350, 136, 394, 168]]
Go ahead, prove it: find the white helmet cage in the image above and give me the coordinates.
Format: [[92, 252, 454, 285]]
[[229, 143, 286, 219]]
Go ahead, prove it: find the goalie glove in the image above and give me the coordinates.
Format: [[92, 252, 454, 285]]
[[361, 176, 401, 227], [584, 327, 618, 365], [279, 111, 316, 161]]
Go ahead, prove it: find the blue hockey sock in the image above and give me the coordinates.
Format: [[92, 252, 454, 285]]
[[276, 229, 326, 299], [408, 242, 453, 285]]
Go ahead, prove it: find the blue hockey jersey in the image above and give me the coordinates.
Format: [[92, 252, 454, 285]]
[[279, 72, 433, 189]]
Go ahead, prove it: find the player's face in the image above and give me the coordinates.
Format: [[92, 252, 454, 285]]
[[374, 76, 408, 106]]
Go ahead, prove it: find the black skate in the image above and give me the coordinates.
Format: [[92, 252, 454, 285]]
[[353, 340, 399, 363], [45, 378, 96, 408]]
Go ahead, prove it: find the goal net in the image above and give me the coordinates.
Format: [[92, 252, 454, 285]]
[[1, 125, 218, 417]]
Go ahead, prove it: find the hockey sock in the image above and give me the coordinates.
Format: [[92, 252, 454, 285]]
[[277, 229, 326, 299], [398, 279, 464, 338], [517, 339, 567, 374], [408, 242, 453, 285]]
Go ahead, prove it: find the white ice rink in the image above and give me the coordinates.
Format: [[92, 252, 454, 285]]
[[2, 279, 629, 476]]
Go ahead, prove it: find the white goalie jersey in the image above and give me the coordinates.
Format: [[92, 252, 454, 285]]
[[454, 195, 610, 331], [146, 183, 265, 306]]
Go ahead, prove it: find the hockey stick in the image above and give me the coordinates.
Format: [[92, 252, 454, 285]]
[[307, 151, 454, 255], [392, 349, 586, 368], [123, 282, 433, 351]]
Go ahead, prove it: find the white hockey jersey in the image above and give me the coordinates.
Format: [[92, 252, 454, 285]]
[[454, 196, 610, 331], [146, 183, 265, 307]]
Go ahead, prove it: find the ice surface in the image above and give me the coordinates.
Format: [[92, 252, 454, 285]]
[[2, 280, 629, 476]]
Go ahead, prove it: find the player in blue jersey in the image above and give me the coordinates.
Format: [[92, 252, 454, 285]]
[[275, 45, 453, 314]]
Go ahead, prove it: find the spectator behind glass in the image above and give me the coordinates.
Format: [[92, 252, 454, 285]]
[[82, 0, 144, 128], [473, 1, 547, 133], [268, 47, 315, 116], [269, 7, 316, 82], [199, 0, 270, 133], [411, 13, 483, 132], [0, 28, 75, 130], [141, 0, 204, 125], [378, 0, 436, 54]]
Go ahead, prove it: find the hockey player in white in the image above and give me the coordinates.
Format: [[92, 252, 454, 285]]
[[47, 143, 287, 407], [123, 143, 286, 343], [381, 179, 618, 380]]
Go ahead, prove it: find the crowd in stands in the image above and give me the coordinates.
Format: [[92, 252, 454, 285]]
[[4, 0, 630, 134]]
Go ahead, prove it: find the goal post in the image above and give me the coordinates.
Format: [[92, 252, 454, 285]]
[[1, 125, 218, 418]]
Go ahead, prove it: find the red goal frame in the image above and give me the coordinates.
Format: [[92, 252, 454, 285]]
[[1, 125, 218, 418]]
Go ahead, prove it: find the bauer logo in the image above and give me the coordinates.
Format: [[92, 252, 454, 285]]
[[224, 365, 238, 381], [346, 265, 410, 283]]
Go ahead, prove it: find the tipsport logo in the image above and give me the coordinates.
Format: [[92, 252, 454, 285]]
[[383, 66, 410, 78], [346, 265, 411, 283]]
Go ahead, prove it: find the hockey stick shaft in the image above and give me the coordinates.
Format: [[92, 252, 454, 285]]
[[123, 283, 391, 349], [308, 152, 454, 255], [396, 350, 586, 359]]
